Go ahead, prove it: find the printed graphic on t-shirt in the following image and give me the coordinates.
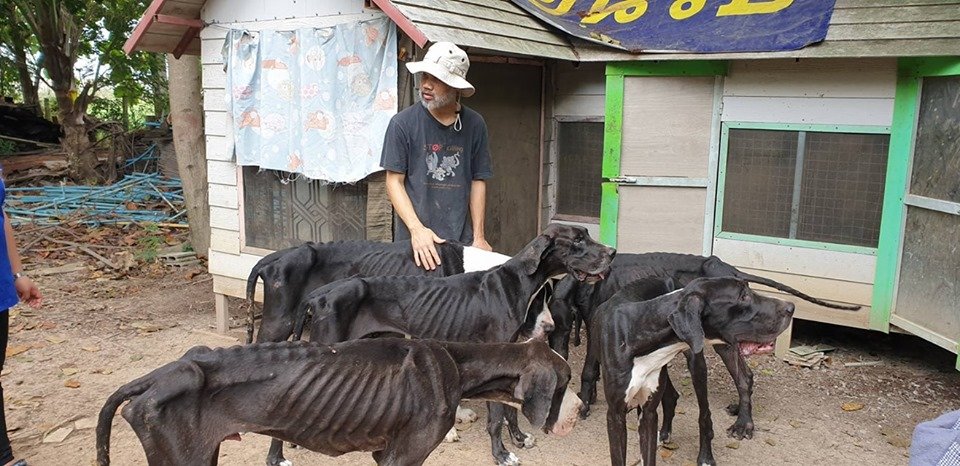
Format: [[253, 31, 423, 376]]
[[424, 143, 463, 182]]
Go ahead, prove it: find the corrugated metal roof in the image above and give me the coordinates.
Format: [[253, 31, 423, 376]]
[[379, 0, 960, 62], [375, 0, 581, 60], [128, 0, 960, 60]]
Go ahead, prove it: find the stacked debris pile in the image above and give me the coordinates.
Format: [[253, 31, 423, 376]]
[[5, 172, 186, 227], [0, 101, 61, 146]]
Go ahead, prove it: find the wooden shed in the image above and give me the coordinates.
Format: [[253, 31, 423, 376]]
[[125, 0, 628, 332], [125, 0, 960, 369], [591, 3, 960, 368]]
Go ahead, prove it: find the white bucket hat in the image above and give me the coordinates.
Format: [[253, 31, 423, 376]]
[[406, 42, 475, 97]]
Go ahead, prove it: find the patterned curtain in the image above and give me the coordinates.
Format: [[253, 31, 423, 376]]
[[223, 17, 397, 183]]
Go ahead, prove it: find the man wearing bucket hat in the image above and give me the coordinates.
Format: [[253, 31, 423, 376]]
[[380, 41, 494, 270]]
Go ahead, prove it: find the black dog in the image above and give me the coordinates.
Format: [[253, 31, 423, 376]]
[[245, 239, 510, 344], [592, 277, 794, 466], [96, 339, 581, 466], [552, 252, 859, 438], [294, 223, 614, 466]]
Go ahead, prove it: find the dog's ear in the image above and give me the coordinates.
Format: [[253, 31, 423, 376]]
[[519, 234, 552, 275], [669, 292, 706, 355], [514, 367, 558, 429]]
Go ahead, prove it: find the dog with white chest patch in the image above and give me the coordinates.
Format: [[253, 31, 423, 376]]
[[592, 277, 794, 466]]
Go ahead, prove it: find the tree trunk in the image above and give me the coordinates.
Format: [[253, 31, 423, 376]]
[[55, 89, 97, 181], [12, 44, 39, 113], [167, 54, 210, 257]]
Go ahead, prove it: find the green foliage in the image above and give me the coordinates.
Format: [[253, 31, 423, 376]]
[[136, 222, 165, 263], [7, 0, 169, 129], [0, 139, 17, 156]]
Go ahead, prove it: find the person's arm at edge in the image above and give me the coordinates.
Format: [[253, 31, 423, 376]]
[[4, 212, 41, 308], [384, 171, 444, 270]]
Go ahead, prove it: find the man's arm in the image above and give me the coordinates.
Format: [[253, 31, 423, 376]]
[[469, 179, 492, 251], [384, 171, 445, 270]]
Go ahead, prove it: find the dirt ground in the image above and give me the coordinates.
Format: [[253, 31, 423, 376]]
[[5, 228, 960, 466]]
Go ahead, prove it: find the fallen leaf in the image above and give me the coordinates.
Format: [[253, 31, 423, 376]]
[[765, 438, 777, 446], [842, 402, 864, 412], [186, 269, 203, 280], [662, 441, 679, 450], [64, 379, 80, 388], [125, 201, 138, 210], [74, 417, 97, 430], [45, 335, 66, 344], [81, 346, 101, 352], [760, 369, 775, 376], [5, 345, 30, 357], [660, 449, 674, 459], [92, 368, 114, 375], [42, 426, 73, 443], [39, 321, 56, 330], [130, 354, 143, 362], [789, 420, 803, 428], [675, 408, 686, 415], [60, 367, 79, 376], [726, 441, 740, 449]]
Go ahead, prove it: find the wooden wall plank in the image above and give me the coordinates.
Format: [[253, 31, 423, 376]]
[[713, 237, 877, 284], [210, 205, 240, 231], [617, 186, 706, 255], [210, 227, 241, 254], [723, 58, 896, 99], [207, 160, 238, 186], [721, 96, 894, 126], [621, 76, 715, 178]]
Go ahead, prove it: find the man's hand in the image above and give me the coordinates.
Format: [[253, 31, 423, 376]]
[[411, 226, 445, 270], [471, 237, 493, 252], [14, 276, 42, 308]]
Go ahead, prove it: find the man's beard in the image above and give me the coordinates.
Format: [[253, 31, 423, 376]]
[[421, 89, 457, 111]]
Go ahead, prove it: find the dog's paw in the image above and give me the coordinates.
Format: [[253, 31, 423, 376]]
[[578, 404, 591, 420], [658, 430, 671, 445], [456, 406, 478, 424], [497, 452, 521, 466], [444, 427, 461, 443], [726, 420, 754, 440], [510, 433, 535, 449]]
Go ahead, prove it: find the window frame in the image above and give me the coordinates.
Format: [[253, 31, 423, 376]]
[[552, 115, 605, 224], [715, 121, 891, 255]]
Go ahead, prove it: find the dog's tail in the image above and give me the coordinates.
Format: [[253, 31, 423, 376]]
[[245, 250, 287, 343], [245, 259, 266, 344], [96, 376, 154, 466], [736, 270, 861, 311]]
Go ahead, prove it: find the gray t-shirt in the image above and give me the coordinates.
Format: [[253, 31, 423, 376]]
[[380, 104, 493, 243]]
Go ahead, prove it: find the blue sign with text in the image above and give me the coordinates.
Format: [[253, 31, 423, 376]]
[[510, 0, 836, 53]]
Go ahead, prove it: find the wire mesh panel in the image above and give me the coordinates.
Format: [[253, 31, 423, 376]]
[[798, 132, 888, 247], [721, 127, 888, 248], [242, 167, 367, 250], [721, 129, 797, 238], [556, 121, 604, 219]]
